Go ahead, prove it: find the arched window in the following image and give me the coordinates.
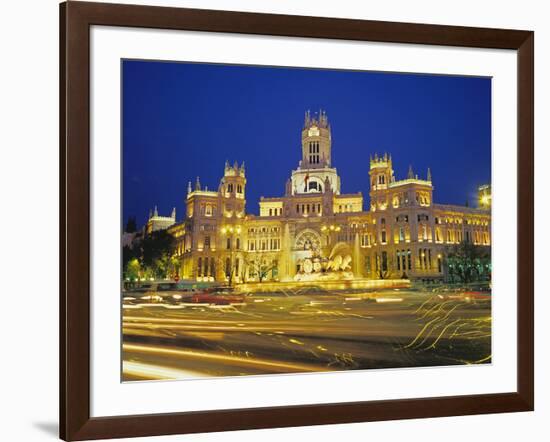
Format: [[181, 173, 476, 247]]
[[308, 181, 322, 192], [225, 258, 231, 277]]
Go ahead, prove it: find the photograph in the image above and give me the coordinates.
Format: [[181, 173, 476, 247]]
[[121, 60, 492, 381]]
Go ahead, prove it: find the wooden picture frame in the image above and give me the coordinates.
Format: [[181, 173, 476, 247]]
[[60, 1, 534, 440]]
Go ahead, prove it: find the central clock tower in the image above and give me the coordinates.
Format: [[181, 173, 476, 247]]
[[301, 109, 332, 168]]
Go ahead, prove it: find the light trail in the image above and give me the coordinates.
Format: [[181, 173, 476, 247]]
[[123, 343, 330, 373], [375, 297, 403, 303], [123, 361, 207, 380], [122, 288, 492, 378], [425, 318, 462, 350]]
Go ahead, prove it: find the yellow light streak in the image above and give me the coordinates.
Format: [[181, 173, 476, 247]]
[[375, 297, 403, 303], [123, 343, 328, 373], [123, 361, 206, 380]]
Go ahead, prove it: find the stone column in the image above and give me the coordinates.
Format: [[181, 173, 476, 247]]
[[353, 232, 361, 277], [279, 223, 291, 280]]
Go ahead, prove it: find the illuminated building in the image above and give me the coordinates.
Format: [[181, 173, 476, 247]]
[[145, 206, 176, 234], [155, 111, 491, 283]]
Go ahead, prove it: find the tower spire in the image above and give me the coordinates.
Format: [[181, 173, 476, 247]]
[[407, 165, 414, 179], [171, 207, 176, 219], [195, 176, 201, 191], [187, 181, 192, 194], [427, 167, 432, 182]]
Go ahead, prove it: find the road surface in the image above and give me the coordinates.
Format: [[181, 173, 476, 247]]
[[122, 286, 491, 381]]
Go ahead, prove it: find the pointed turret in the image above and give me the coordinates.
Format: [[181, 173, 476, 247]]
[[171, 207, 176, 220], [407, 165, 414, 179], [153, 205, 158, 217], [187, 181, 192, 194], [427, 167, 432, 182], [304, 110, 311, 128], [195, 176, 201, 191], [285, 178, 292, 196]]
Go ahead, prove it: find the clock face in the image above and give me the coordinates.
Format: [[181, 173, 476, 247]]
[[308, 126, 320, 137]]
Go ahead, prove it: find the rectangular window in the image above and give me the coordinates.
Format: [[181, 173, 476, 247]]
[[204, 236, 210, 248], [225, 258, 231, 278], [365, 256, 371, 273], [226, 238, 231, 250], [397, 251, 401, 271]]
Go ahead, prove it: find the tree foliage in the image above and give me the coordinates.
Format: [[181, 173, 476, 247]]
[[245, 254, 277, 283], [125, 258, 141, 282], [445, 241, 491, 283], [125, 216, 137, 233], [122, 230, 179, 281], [141, 230, 175, 269]]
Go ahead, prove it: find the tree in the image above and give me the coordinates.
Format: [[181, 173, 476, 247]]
[[125, 216, 137, 233], [125, 258, 141, 282], [133, 230, 177, 280], [140, 230, 175, 269], [122, 245, 138, 272], [245, 254, 278, 283], [445, 241, 491, 283]]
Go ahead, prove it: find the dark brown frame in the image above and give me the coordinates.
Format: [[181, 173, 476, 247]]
[[60, 1, 534, 440]]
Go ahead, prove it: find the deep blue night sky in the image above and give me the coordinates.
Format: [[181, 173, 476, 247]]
[[123, 60, 491, 228]]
